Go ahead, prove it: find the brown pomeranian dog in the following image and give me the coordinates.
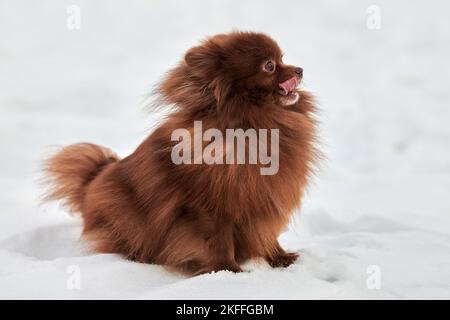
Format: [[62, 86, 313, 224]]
[[43, 31, 318, 275]]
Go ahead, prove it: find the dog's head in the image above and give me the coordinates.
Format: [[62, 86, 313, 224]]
[[158, 32, 303, 112]]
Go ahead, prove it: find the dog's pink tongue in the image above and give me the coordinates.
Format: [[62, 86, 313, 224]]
[[279, 77, 299, 96]]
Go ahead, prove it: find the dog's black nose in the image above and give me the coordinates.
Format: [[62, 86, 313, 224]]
[[294, 67, 303, 77]]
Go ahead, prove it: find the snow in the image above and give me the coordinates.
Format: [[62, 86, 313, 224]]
[[1, 0, 450, 299]]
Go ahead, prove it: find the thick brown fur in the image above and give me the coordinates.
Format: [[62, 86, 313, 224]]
[[43, 31, 318, 275]]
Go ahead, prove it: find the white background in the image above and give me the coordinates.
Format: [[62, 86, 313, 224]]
[[0, 0, 449, 299]]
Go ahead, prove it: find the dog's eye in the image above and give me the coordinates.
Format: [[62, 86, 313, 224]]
[[263, 60, 276, 73]]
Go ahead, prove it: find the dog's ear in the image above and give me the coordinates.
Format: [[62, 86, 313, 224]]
[[184, 40, 231, 104], [184, 41, 222, 79]]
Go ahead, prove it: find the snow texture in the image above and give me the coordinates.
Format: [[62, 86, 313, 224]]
[[0, 0, 449, 299]]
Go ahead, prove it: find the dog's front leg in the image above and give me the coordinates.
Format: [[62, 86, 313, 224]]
[[205, 216, 242, 273], [265, 241, 299, 268]]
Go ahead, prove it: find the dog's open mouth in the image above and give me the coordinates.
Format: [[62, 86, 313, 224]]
[[278, 76, 300, 106]]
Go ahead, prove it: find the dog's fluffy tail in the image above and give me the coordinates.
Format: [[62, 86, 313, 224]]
[[43, 143, 119, 212]]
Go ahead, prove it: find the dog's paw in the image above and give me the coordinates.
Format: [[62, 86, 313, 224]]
[[213, 261, 243, 273], [267, 251, 299, 268]]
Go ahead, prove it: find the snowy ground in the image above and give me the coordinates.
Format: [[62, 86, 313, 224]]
[[0, 0, 449, 299]]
